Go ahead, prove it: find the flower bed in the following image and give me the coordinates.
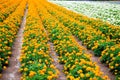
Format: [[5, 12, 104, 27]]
[[0, 0, 27, 73], [0, 0, 21, 22], [41, 1, 120, 79], [52, 1, 120, 26], [34, 0, 109, 79], [20, 1, 59, 80]]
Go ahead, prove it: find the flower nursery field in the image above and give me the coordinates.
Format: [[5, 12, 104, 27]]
[[0, 0, 120, 80], [50, 1, 120, 26]]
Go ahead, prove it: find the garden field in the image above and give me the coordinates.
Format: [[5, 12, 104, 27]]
[[0, 0, 120, 80]]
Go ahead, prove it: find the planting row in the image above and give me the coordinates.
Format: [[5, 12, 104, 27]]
[[41, 0, 120, 77], [0, 0, 14, 10], [0, 0, 22, 22], [41, 1, 120, 79], [0, 0, 119, 80], [19, 0, 59, 80], [34, 0, 109, 79], [0, 0, 27, 73], [49, 1, 120, 40], [52, 1, 120, 26], [0, 0, 7, 4]]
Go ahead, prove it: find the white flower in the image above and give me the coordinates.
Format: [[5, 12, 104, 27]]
[[51, 1, 120, 26]]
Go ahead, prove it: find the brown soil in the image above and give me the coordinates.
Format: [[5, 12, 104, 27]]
[[0, 5, 28, 80], [49, 42, 66, 80], [75, 36, 115, 80]]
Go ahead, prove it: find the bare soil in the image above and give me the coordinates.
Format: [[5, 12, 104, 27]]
[[49, 42, 66, 80]]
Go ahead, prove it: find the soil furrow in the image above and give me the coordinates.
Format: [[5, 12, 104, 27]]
[[49, 42, 66, 80]]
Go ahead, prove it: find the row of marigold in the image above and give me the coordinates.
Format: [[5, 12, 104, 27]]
[[19, 0, 59, 80], [0, 0, 9, 5], [0, 0, 22, 22], [39, 1, 120, 79], [0, 0, 27, 76], [0, 0, 13, 9], [33, 0, 110, 80], [49, 1, 120, 40]]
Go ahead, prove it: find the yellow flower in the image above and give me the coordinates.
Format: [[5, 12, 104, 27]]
[[5, 61, 8, 64], [103, 75, 109, 80], [110, 54, 114, 57], [47, 76, 52, 80], [86, 73, 90, 77], [77, 70, 83, 73], [3, 66, 7, 70], [38, 70, 44, 75], [75, 78, 79, 80], [29, 71, 36, 77], [0, 74, 2, 78], [48, 71, 53, 75], [24, 68, 28, 71], [80, 73, 84, 78], [69, 76, 74, 80], [0, 44, 2, 47], [86, 67, 91, 71], [110, 47, 115, 51], [50, 64, 55, 68], [110, 66, 114, 69], [115, 63, 119, 67]]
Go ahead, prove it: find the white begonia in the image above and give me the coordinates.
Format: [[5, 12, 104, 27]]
[[51, 1, 120, 26]]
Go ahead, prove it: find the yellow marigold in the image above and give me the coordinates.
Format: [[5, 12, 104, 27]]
[[110, 54, 114, 57], [80, 73, 84, 78], [5, 61, 8, 64], [47, 76, 52, 80], [38, 70, 45, 75], [48, 71, 53, 75], [86, 73, 90, 77], [0, 74, 2, 78], [110, 47, 115, 51], [115, 63, 119, 67], [3, 66, 7, 70], [110, 66, 114, 69], [24, 68, 28, 72], [103, 75, 109, 80], [50, 64, 55, 69], [29, 71, 36, 77], [77, 70, 83, 73]]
